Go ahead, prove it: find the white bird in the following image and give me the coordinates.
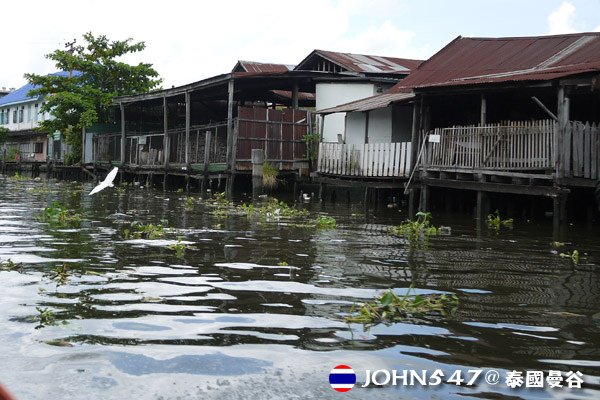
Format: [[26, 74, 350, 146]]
[[89, 167, 119, 195]]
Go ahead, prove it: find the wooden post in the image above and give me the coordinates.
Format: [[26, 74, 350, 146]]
[[252, 148, 264, 199], [408, 188, 416, 219], [291, 81, 299, 109], [476, 190, 488, 229], [185, 91, 191, 166], [163, 96, 169, 190], [225, 78, 235, 173], [553, 194, 568, 241], [120, 103, 125, 165], [480, 94, 487, 126], [556, 86, 569, 179], [419, 184, 430, 212], [364, 111, 370, 144], [409, 99, 421, 174], [81, 126, 86, 165], [201, 130, 212, 194]]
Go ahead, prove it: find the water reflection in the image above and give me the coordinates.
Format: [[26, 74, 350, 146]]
[[0, 176, 599, 399]]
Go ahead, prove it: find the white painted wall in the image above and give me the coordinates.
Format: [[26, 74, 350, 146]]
[[367, 107, 392, 143], [316, 83, 376, 143], [0, 100, 49, 131], [344, 112, 366, 145]]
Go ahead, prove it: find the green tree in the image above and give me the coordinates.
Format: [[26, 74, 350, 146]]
[[0, 127, 8, 144], [25, 32, 162, 164]]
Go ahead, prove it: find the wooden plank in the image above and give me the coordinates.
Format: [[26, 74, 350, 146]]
[[584, 122, 591, 178], [385, 143, 392, 177], [393, 142, 401, 176], [367, 144, 373, 177], [405, 142, 412, 177], [361, 143, 367, 177], [591, 123, 597, 180]]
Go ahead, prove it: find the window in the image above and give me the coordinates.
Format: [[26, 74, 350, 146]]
[[27, 104, 31, 122], [34, 142, 44, 153], [34, 104, 39, 122], [13, 109, 17, 123], [18, 106, 24, 123]]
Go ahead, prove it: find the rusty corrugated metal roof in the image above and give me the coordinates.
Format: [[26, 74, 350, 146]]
[[316, 92, 414, 114], [233, 60, 293, 73], [295, 49, 423, 74], [390, 32, 600, 92]]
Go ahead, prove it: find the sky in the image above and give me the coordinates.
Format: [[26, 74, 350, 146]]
[[1, 0, 600, 90]]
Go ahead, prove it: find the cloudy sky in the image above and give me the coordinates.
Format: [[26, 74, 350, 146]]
[[2, 0, 599, 90]]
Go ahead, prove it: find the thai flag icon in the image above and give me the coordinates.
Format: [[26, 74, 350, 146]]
[[329, 364, 356, 392]]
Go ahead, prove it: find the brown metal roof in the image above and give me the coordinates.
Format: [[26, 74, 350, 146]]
[[316, 92, 414, 114], [390, 32, 600, 92], [232, 60, 293, 73], [295, 49, 423, 74]]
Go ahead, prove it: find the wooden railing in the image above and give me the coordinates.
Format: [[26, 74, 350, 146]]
[[317, 142, 412, 177], [562, 121, 600, 179], [423, 120, 555, 171]]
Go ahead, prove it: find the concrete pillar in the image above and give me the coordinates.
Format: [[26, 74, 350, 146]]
[[252, 148, 264, 199]]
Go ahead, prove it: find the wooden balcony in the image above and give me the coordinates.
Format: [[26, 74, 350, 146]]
[[317, 142, 412, 178]]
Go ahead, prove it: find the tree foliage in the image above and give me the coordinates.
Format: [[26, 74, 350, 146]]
[[25, 32, 162, 164], [0, 126, 8, 144]]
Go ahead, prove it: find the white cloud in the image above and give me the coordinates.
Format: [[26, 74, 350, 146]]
[[0, 0, 424, 90], [595, 25, 600, 32], [547, 1, 578, 34]]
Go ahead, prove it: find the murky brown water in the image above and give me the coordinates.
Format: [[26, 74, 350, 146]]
[[1, 175, 599, 399]]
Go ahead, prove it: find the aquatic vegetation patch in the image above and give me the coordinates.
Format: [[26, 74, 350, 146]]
[[486, 210, 513, 232], [346, 288, 459, 327], [238, 198, 309, 220], [124, 222, 166, 239], [262, 162, 279, 190], [314, 215, 337, 229], [35, 307, 57, 328], [389, 212, 438, 241], [185, 196, 195, 210], [10, 172, 29, 181], [559, 249, 580, 265], [168, 239, 187, 258], [0, 258, 23, 272], [38, 201, 82, 227], [210, 192, 235, 219]]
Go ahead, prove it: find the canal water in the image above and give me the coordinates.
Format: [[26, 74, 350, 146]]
[[0, 176, 599, 399]]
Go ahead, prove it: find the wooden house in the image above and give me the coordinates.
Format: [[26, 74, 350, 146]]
[[92, 60, 348, 190], [315, 32, 600, 227], [296, 50, 422, 145], [395, 32, 600, 227], [0, 73, 74, 163]]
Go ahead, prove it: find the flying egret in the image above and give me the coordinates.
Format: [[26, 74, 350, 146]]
[[89, 167, 119, 195]]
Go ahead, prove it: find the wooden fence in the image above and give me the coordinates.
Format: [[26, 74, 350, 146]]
[[234, 106, 310, 170], [317, 142, 412, 177], [93, 133, 121, 162], [423, 120, 555, 171], [563, 121, 600, 179]]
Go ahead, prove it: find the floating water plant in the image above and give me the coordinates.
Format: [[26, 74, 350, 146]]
[[389, 211, 438, 241], [168, 239, 187, 258], [277, 261, 289, 266], [49, 264, 71, 285], [0, 258, 22, 271], [346, 288, 459, 326], [559, 249, 580, 265], [38, 201, 81, 227], [486, 210, 513, 232], [126, 222, 165, 239], [10, 172, 29, 181], [262, 162, 279, 190], [185, 196, 195, 210], [314, 215, 336, 229], [238, 198, 309, 220], [211, 192, 234, 219], [35, 307, 57, 328]]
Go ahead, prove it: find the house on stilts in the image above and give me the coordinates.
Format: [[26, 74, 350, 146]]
[[317, 32, 600, 231]]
